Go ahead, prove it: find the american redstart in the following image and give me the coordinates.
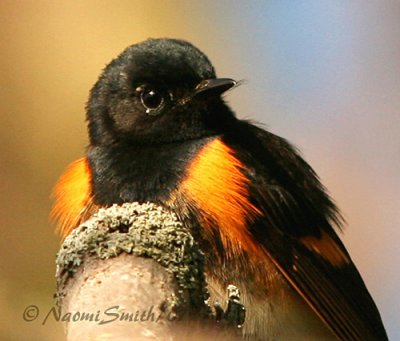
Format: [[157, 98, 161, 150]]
[[51, 38, 387, 340]]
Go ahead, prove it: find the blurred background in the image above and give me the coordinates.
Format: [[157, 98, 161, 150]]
[[0, 1, 398, 340]]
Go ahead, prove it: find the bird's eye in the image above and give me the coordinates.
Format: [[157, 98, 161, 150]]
[[140, 88, 164, 115]]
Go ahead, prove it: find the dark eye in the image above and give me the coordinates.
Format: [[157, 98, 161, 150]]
[[140, 88, 164, 115]]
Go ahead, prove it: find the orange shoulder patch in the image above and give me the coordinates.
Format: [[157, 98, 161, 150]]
[[177, 138, 263, 258], [50, 157, 93, 239]]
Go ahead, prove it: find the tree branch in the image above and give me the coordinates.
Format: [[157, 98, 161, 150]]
[[55, 202, 243, 340]]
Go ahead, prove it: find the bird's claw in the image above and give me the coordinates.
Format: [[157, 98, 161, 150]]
[[214, 284, 246, 329]]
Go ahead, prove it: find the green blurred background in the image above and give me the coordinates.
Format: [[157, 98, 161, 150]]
[[0, 1, 399, 340]]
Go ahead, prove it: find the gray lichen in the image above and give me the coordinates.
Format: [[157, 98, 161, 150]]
[[56, 202, 209, 311]]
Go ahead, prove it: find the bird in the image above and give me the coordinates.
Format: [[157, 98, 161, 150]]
[[51, 38, 387, 340]]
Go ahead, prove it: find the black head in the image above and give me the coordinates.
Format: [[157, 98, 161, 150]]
[[87, 38, 237, 145]]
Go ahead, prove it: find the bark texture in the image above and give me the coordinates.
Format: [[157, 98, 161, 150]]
[[55, 202, 243, 341]]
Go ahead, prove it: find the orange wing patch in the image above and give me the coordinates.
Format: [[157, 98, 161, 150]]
[[300, 231, 350, 266], [177, 138, 263, 258], [51, 157, 93, 239]]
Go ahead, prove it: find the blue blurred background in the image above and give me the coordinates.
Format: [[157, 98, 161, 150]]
[[1, 1, 398, 339]]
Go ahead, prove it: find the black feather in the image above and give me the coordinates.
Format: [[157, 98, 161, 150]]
[[223, 121, 388, 340]]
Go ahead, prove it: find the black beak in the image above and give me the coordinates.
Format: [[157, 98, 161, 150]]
[[194, 78, 237, 97]]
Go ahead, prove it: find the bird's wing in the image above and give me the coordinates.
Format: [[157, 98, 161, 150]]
[[224, 122, 388, 341]]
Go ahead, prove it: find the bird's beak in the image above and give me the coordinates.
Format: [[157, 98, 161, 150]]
[[194, 78, 237, 97]]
